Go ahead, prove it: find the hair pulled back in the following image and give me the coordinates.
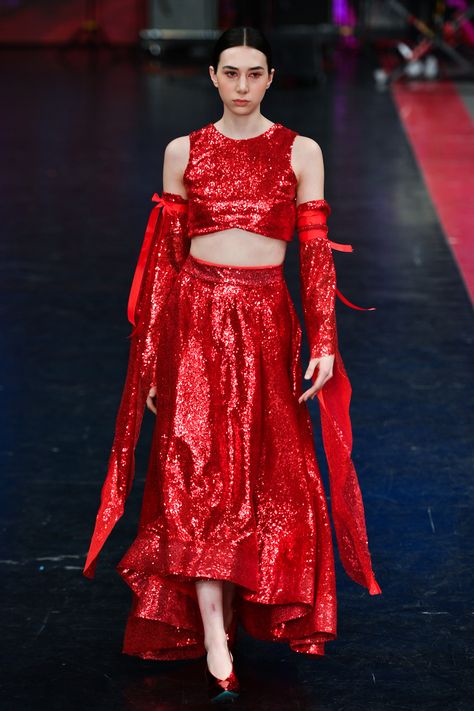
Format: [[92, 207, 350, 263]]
[[210, 26, 273, 73]]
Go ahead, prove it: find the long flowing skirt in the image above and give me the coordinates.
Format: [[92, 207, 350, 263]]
[[116, 252, 337, 659]]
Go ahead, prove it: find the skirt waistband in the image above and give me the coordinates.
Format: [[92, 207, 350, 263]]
[[182, 253, 285, 286]]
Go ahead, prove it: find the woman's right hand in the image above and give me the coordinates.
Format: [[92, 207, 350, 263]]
[[146, 385, 158, 415]]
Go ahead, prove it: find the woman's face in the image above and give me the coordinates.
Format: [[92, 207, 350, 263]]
[[209, 45, 274, 115]]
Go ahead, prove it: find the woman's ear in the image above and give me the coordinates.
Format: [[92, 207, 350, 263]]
[[209, 65, 219, 88], [266, 68, 275, 89]]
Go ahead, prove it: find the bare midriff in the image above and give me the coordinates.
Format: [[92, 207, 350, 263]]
[[189, 227, 288, 267]]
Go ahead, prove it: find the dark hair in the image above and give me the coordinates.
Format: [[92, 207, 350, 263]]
[[210, 26, 273, 73]]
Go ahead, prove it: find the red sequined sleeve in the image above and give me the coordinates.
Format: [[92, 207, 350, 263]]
[[83, 192, 189, 579], [297, 199, 337, 359], [296, 198, 382, 596]]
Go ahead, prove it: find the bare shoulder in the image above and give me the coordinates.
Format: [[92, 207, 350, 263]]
[[292, 135, 324, 166], [292, 135, 325, 201], [164, 135, 190, 169], [163, 135, 190, 196]]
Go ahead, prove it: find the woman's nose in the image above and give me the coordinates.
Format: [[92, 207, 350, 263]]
[[237, 76, 249, 92]]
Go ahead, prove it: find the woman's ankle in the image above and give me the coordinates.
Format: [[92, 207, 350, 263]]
[[204, 630, 229, 651]]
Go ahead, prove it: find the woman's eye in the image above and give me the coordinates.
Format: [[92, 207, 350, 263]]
[[224, 72, 262, 78]]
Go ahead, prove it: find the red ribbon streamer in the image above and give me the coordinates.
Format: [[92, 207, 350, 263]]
[[336, 287, 376, 311], [329, 240, 353, 253], [316, 350, 382, 595]]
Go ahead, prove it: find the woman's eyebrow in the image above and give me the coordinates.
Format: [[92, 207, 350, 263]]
[[222, 65, 265, 71]]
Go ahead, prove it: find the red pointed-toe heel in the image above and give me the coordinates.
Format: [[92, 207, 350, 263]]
[[204, 648, 240, 703]]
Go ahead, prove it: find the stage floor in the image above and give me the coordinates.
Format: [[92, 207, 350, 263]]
[[1, 46, 473, 710]]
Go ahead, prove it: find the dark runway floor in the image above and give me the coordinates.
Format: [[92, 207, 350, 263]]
[[1, 47, 473, 710]]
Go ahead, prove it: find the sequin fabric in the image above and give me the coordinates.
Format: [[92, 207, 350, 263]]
[[296, 198, 331, 243], [83, 124, 382, 661], [183, 122, 298, 242], [117, 253, 337, 659], [82, 192, 190, 578], [295, 198, 337, 357]]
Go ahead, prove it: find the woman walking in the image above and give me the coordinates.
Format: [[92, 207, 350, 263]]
[[83, 26, 381, 702]]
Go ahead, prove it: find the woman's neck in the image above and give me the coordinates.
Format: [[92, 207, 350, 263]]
[[214, 110, 273, 140]]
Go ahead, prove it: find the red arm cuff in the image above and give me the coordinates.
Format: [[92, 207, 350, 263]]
[[296, 199, 375, 311]]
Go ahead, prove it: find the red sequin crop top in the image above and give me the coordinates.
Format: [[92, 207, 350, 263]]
[[183, 122, 298, 242]]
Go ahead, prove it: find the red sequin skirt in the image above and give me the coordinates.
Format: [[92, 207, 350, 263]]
[[116, 253, 337, 659]]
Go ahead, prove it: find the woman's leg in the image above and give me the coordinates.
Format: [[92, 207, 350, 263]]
[[222, 580, 236, 630], [195, 579, 234, 679]]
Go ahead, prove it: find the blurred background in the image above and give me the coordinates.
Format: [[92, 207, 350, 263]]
[[1, 0, 474, 85]]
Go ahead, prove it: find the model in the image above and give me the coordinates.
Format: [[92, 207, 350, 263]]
[[83, 25, 382, 703]]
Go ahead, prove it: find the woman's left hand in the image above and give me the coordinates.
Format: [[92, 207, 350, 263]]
[[298, 353, 335, 403], [146, 385, 158, 415]]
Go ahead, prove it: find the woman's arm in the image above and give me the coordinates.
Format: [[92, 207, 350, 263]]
[[146, 136, 190, 413], [292, 136, 336, 402], [293, 135, 325, 205], [162, 136, 190, 197]]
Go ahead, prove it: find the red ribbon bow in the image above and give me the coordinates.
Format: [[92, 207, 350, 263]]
[[126, 193, 187, 331]]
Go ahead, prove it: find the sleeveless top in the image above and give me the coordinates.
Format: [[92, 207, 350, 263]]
[[183, 122, 299, 242]]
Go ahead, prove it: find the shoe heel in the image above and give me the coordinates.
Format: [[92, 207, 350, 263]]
[[204, 653, 240, 702]]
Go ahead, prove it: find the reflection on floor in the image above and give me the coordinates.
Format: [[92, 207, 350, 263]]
[[1, 47, 473, 710]]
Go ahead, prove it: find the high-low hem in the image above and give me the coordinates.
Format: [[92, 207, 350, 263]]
[[116, 520, 337, 660], [114, 254, 339, 661], [118, 571, 337, 661]]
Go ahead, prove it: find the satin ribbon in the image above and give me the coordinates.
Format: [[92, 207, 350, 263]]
[[297, 207, 354, 252], [127, 193, 187, 329], [298, 224, 354, 253], [297, 213, 376, 313], [336, 287, 375, 311]]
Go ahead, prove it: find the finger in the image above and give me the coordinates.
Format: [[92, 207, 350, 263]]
[[299, 373, 321, 402], [298, 370, 333, 403], [310, 370, 333, 398], [312, 370, 327, 394], [146, 396, 157, 415], [298, 381, 320, 403], [304, 358, 319, 380]]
